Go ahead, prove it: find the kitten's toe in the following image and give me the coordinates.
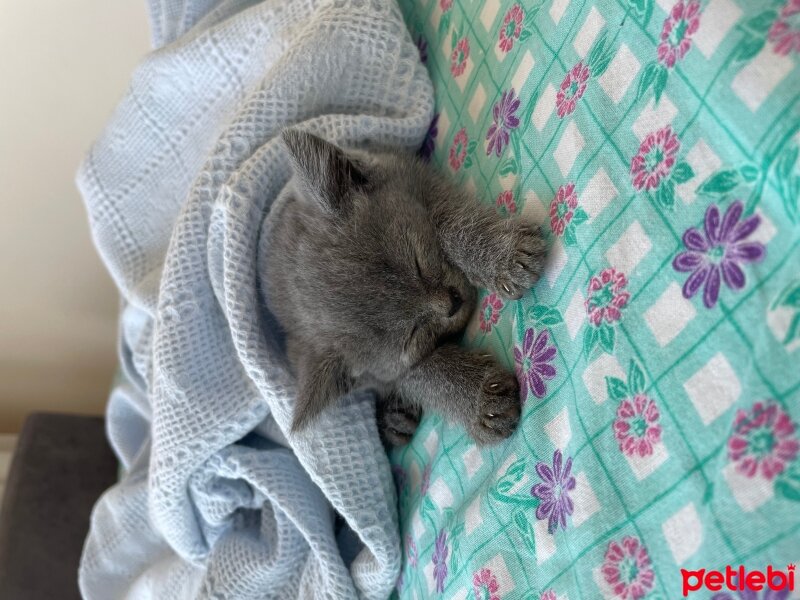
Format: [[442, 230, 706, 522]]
[[379, 399, 421, 446], [494, 224, 547, 300], [470, 369, 521, 445]]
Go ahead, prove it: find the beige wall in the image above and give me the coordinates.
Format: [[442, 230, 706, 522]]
[[0, 2, 150, 431]]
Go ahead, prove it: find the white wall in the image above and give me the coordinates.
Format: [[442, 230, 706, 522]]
[[0, 2, 150, 431]]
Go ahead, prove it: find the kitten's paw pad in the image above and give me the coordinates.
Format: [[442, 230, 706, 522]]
[[494, 224, 547, 300], [471, 369, 521, 445], [380, 400, 421, 446]]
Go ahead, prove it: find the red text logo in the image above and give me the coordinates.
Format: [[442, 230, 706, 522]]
[[681, 564, 795, 596]]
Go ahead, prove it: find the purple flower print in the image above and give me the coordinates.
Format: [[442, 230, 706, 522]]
[[405, 534, 418, 567], [673, 200, 766, 308], [531, 449, 576, 534], [421, 462, 431, 496], [432, 529, 449, 592], [419, 113, 439, 161], [486, 88, 520, 157], [514, 328, 557, 401]]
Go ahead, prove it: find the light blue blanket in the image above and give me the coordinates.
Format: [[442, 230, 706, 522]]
[[78, 1, 432, 597]]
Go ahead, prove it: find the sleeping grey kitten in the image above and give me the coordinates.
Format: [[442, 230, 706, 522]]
[[261, 130, 547, 445]]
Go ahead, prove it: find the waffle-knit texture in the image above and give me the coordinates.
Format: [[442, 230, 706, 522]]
[[77, 1, 433, 598]]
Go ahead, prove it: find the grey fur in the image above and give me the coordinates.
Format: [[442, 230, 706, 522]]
[[261, 130, 547, 445]]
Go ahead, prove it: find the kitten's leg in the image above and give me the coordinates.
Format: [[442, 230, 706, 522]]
[[395, 344, 520, 445], [425, 181, 547, 299], [377, 392, 422, 446]]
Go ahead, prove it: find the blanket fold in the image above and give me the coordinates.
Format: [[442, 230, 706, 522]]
[[78, 1, 433, 597]]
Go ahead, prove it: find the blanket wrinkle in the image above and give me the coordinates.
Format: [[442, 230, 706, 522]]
[[78, 0, 433, 597]]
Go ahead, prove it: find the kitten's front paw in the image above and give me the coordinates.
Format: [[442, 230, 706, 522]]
[[378, 395, 421, 446], [492, 222, 547, 300], [469, 362, 521, 445]]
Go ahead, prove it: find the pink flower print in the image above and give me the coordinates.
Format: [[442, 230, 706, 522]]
[[514, 328, 557, 400], [550, 183, 577, 236], [440, 0, 452, 11], [728, 401, 799, 480], [602, 536, 656, 600], [449, 128, 469, 171], [450, 37, 470, 77], [769, 0, 800, 55], [673, 200, 766, 309], [496, 190, 517, 216], [630, 125, 680, 191], [498, 5, 525, 53], [541, 591, 557, 600], [614, 395, 662, 457], [585, 268, 631, 326], [657, 0, 701, 67], [472, 568, 500, 600], [479, 293, 504, 333], [556, 61, 590, 118]]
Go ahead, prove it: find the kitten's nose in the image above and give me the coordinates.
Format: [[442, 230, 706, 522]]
[[447, 287, 463, 317]]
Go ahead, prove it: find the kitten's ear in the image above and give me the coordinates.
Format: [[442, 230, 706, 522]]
[[282, 129, 366, 215], [291, 351, 352, 432]]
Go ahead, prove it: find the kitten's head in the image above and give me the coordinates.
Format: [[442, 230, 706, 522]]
[[277, 129, 476, 429]]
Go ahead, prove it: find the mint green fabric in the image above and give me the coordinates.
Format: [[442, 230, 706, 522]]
[[392, 0, 800, 598]]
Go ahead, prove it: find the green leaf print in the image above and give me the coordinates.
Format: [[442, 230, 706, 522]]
[[652, 65, 668, 103], [586, 31, 614, 78], [776, 460, 800, 502], [598, 323, 615, 353], [735, 34, 766, 62], [777, 145, 799, 220], [636, 63, 668, 103], [698, 169, 740, 195], [743, 10, 779, 34], [636, 63, 660, 101], [571, 207, 589, 225], [654, 178, 676, 209], [672, 161, 695, 183], [606, 377, 629, 402], [499, 156, 518, 175], [739, 163, 759, 182], [563, 225, 578, 247], [528, 305, 564, 327], [627, 360, 646, 394], [629, 0, 654, 28], [438, 11, 451, 36], [513, 511, 537, 554], [583, 326, 599, 357], [773, 280, 800, 310]]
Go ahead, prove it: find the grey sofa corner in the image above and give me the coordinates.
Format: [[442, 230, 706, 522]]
[[0, 413, 118, 600]]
